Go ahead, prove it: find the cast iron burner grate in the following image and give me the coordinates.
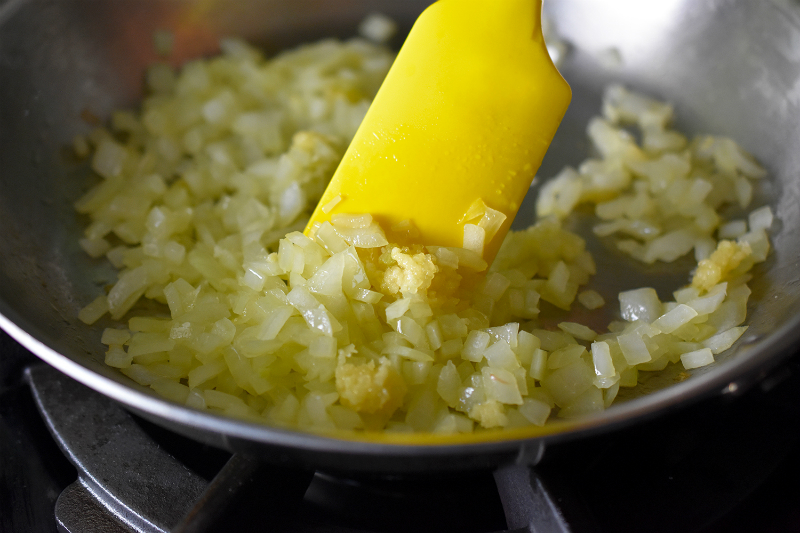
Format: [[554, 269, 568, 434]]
[[3, 327, 800, 533], [25, 363, 573, 533]]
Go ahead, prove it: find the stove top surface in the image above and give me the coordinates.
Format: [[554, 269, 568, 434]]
[[2, 328, 800, 533]]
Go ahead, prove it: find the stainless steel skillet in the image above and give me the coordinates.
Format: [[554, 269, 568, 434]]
[[1, 0, 800, 474]]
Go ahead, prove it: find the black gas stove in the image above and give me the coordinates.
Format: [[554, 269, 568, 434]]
[[2, 327, 800, 533]]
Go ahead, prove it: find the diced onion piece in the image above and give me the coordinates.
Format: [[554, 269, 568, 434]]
[[578, 290, 605, 310], [529, 348, 548, 381], [558, 322, 597, 342], [533, 329, 575, 352], [462, 330, 491, 362], [152, 379, 190, 405], [320, 194, 342, 214], [437, 361, 461, 407], [385, 298, 412, 322], [104, 345, 132, 368], [461, 198, 487, 223], [406, 362, 439, 391], [642, 229, 696, 264], [547, 344, 586, 370], [485, 323, 519, 348], [617, 333, 651, 365], [738, 229, 770, 262], [79, 295, 109, 325], [484, 340, 520, 371], [351, 288, 382, 304], [653, 304, 698, 334], [542, 361, 594, 407], [515, 331, 540, 366], [121, 364, 159, 386], [428, 246, 459, 269], [558, 387, 604, 418], [101, 328, 131, 345], [309, 336, 337, 358], [591, 341, 615, 378], [694, 237, 717, 263], [329, 405, 363, 430], [707, 284, 750, 332], [518, 398, 551, 426], [440, 338, 463, 358], [463, 224, 485, 256], [702, 326, 747, 354], [673, 287, 699, 304], [80, 237, 111, 258], [358, 12, 397, 43], [536, 167, 582, 219], [546, 261, 570, 294], [735, 175, 754, 209], [391, 219, 421, 240], [478, 205, 507, 241], [107, 266, 149, 320], [680, 348, 715, 369], [187, 360, 226, 389], [748, 205, 773, 233], [333, 222, 388, 248], [127, 332, 175, 356], [278, 182, 306, 226], [482, 367, 523, 405], [185, 390, 207, 410], [619, 287, 662, 323], [395, 316, 428, 348], [425, 321, 443, 351], [331, 213, 372, 229], [91, 139, 128, 179], [593, 374, 620, 390], [718, 220, 747, 239], [307, 253, 345, 297], [314, 222, 349, 254], [443, 247, 487, 271], [603, 382, 620, 407], [602, 84, 674, 129], [205, 389, 247, 410], [686, 283, 727, 315], [438, 314, 468, 340], [481, 272, 511, 301]]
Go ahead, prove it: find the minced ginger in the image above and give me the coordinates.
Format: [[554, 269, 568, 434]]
[[335, 355, 407, 416], [691, 240, 752, 293], [380, 247, 438, 296]]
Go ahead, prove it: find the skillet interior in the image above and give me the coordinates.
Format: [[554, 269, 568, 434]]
[[1, 0, 799, 472]]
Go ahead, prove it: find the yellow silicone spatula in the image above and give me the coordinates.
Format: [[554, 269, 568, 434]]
[[305, 0, 571, 265]]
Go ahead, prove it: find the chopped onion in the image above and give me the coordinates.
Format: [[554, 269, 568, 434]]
[[591, 341, 615, 378], [652, 304, 698, 334], [578, 289, 605, 310], [680, 348, 715, 369], [76, 38, 770, 435]]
